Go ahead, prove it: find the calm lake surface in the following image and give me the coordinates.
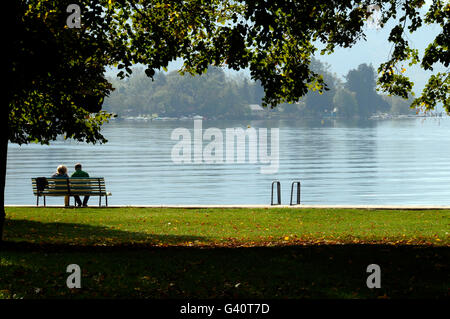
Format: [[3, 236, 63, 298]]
[[6, 117, 450, 205]]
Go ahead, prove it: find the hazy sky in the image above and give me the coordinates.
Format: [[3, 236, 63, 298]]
[[316, 17, 445, 95]]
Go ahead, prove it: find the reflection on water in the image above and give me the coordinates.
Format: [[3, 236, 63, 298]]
[[6, 117, 450, 205]]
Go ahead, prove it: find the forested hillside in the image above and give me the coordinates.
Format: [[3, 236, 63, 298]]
[[104, 60, 416, 119]]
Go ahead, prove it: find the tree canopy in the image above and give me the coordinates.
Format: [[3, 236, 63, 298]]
[[8, 1, 114, 145], [345, 63, 391, 116]]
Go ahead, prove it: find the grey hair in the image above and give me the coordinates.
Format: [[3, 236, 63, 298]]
[[57, 165, 67, 175]]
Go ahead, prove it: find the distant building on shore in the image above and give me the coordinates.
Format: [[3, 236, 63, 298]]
[[248, 104, 264, 114]]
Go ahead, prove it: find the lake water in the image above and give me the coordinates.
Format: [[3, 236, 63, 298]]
[[5, 117, 450, 205]]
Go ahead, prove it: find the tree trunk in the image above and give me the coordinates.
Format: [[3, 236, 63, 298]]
[[1, 1, 20, 244], [0, 102, 8, 243]]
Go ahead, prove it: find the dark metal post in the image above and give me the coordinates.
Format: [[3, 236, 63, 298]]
[[36, 181, 40, 206], [290, 181, 301, 205], [66, 178, 71, 207], [98, 178, 102, 207], [271, 181, 281, 205]]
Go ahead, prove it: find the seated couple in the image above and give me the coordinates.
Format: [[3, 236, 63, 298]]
[[52, 163, 90, 207]]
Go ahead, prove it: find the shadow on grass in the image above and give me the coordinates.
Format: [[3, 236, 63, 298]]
[[0, 218, 448, 299], [1, 245, 448, 299], [3, 218, 210, 247]]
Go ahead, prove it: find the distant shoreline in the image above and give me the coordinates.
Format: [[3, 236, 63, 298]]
[[110, 113, 448, 121]]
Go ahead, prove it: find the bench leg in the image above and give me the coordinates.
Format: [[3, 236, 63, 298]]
[[44, 196, 46, 207], [37, 196, 39, 207], [106, 196, 108, 207], [99, 196, 101, 207]]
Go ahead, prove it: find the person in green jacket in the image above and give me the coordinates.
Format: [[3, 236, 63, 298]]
[[71, 163, 90, 207]]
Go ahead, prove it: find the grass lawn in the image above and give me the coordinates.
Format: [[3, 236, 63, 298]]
[[0, 207, 449, 298]]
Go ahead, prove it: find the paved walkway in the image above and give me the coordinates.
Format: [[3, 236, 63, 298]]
[[6, 204, 450, 210]]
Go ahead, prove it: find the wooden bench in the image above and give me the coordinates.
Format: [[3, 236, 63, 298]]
[[31, 177, 111, 207]]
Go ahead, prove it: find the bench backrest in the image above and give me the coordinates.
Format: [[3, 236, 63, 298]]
[[32, 177, 107, 196]]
